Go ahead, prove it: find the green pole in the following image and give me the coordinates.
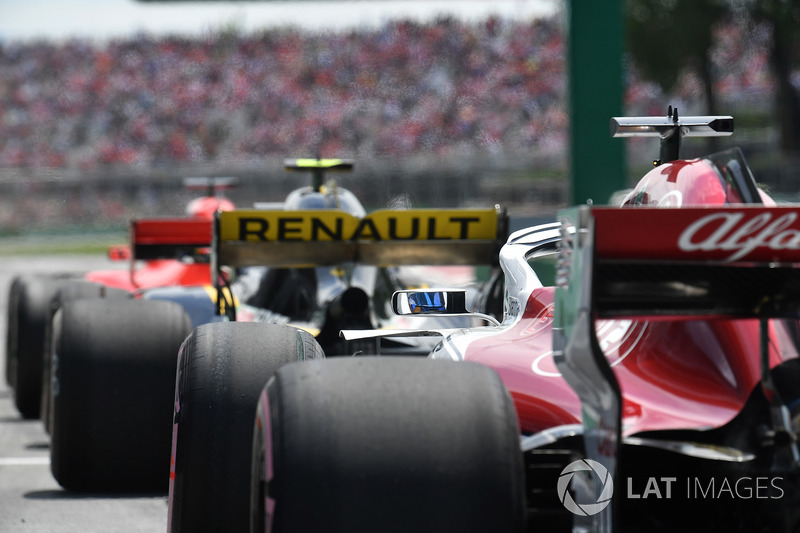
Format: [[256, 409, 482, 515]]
[[567, 0, 626, 206]]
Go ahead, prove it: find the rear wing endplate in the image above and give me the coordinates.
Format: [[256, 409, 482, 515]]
[[553, 205, 800, 531]]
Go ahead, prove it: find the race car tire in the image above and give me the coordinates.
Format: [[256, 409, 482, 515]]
[[168, 322, 324, 533], [251, 357, 526, 533], [40, 281, 131, 432], [4, 276, 23, 388], [49, 298, 192, 492], [6, 275, 63, 419]]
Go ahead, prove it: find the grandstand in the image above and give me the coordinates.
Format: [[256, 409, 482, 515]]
[[0, 15, 786, 232]]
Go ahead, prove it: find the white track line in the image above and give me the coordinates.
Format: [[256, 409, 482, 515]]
[[0, 457, 50, 466]]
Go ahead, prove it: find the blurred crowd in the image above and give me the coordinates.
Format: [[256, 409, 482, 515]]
[[0, 13, 784, 232], [0, 14, 781, 172], [0, 16, 566, 171]]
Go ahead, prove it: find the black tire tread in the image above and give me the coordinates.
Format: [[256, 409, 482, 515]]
[[50, 298, 191, 492], [168, 322, 322, 533], [262, 357, 526, 533]]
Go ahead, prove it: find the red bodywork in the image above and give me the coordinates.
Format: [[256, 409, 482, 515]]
[[464, 289, 796, 436], [462, 156, 800, 437]]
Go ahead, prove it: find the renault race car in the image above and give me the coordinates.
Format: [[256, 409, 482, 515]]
[[43, 158, 508, 494], [166, 111, 799, 533], [4, 177, 233, 421]]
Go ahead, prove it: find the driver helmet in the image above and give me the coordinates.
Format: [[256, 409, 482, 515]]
[[283, 185, 366, 217], [186, 196, 235, 219]]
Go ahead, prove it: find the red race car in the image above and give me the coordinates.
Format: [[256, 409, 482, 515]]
[[4, 177, 232, 420], [168, 110, 798, 533]]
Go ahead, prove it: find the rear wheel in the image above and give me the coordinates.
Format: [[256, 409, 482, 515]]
[[168, 322, 324, 533], [252, 357, 526, 533], [6, 275, 64, 419], [6, 275, 130, 420], [41, 281, 130, 431], [50, 298, 192, 492]]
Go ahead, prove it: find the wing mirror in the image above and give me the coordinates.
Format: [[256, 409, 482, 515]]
[[392, 289, 500, 326], [392, 289, 468, 315], [107, 244, 131, 261]]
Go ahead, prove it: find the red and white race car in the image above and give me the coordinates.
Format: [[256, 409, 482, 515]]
[[166, 111, 800, 533]]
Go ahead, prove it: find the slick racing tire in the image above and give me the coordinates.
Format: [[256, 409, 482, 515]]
[[50, 298, 192, 492], [6, 275, 129, 420], [251, 357, 526, 533], [4, 276, 25, 388], [6, 274, 69, 419], [41, 281, 130, 432], [5, 275, 58, 418], [168, 322, 324, 533]]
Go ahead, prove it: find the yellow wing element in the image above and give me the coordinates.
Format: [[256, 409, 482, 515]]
[[214, 207, 505, 269], [202, 284, 239, 316], [220, 208, 496, 242], [284, 158, 355, 171]]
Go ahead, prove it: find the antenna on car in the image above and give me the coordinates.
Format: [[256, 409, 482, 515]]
[[610, 106, 734, 164], [183, 176, 238, 197], [284, 158, 355, 192]]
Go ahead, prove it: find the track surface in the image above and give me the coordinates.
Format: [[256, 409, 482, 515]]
[[0, 256, 167, 533]]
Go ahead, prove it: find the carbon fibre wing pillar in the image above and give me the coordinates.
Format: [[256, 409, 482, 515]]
[[553, 205, 620, 533]]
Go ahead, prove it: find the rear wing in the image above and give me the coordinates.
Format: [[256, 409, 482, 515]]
[[213, 206, 507, 274], [577, 206, 800, 318], [130, 218, 212, 262], [552, 205, 800, 532]]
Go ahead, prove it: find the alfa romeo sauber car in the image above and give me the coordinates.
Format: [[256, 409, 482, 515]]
[[42, 159, 508, 494], [167, 112, 798, 533]]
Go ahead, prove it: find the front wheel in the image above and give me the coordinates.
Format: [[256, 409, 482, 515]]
[[168, 322, 324, 533], [252, 357, 526, 533]]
